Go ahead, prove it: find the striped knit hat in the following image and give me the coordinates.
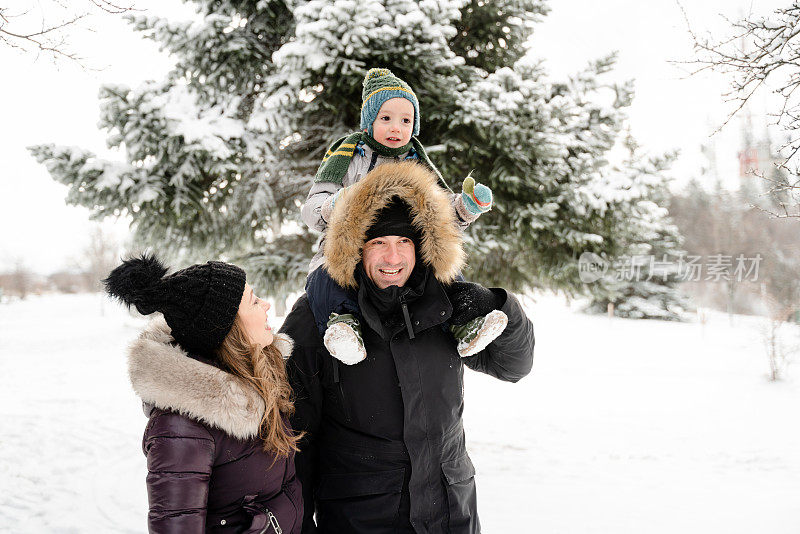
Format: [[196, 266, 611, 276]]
[[360, 68, 420, 137]]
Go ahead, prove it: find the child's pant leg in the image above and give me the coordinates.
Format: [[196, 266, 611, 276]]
[[305, 266, 360, 336]]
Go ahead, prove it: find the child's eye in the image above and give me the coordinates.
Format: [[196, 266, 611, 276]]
[[403, 118, 411, 124]]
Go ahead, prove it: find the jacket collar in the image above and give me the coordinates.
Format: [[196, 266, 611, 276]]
[[127, 316, 294, 440], [358, 265, 452, 340]]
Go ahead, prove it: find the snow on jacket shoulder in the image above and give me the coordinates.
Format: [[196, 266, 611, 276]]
[[128, 316, 302, 534]]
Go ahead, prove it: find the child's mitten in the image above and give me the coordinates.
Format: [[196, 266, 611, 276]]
[[461, 176, 493, 216], [321, 188, 344, 222]]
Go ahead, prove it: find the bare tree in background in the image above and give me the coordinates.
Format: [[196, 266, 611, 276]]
[[81, 224, 121, 314], [760, 241, 800, 380], [670, 176, 800, 379], [3, 259, 34, 300], [85, 225, 120, 291], [684, 3, 800, 218], [761, 293, 800, 381], [0, 1, 135, 65]]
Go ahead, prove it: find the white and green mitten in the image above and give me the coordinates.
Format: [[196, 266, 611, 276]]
[[447, 281, 508, 357], [323, 313, 366, 365], [451, 310, 508, 357]]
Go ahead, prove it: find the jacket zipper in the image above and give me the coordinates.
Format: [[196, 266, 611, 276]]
[[266, 510, 282, 534], [331, 358, 352, 423], [400, 296, 415, 340], [242, 494, 283, 534]]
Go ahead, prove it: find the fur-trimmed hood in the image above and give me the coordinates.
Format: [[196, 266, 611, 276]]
[[127, 316, 294, 440], [323, 161, 465, 288]]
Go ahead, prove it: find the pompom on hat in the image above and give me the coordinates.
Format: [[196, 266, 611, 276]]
[[360, 68, 420, 137], [104, 253, 246, 357]]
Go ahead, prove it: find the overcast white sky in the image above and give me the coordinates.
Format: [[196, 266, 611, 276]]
[[0, 0, 787, 274]]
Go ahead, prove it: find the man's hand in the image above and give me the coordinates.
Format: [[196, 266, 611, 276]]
[[447, 281, 504, 325]]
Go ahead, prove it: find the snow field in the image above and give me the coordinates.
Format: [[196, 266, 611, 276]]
[[0, 294, 148, 533], [467, 294, 800, 533], [1, 292, 798, 533]]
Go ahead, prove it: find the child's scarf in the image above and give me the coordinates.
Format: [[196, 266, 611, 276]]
[[314, 132, 451, 192]]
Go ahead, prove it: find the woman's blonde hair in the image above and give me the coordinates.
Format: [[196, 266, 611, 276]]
[[215, 316, 301, 457]]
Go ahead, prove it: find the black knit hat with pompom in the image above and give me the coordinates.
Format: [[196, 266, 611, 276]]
[[103, 253, 246, 356]]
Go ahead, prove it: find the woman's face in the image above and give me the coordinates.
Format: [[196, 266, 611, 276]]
[[238, 283, 274, 347]]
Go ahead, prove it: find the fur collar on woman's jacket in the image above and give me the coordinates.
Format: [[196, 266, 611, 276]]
[[323, 160, 465, 289], [127, 316, 294, 440]]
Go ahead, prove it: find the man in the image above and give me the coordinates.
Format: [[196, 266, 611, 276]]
[[281, 161, 535, 533]]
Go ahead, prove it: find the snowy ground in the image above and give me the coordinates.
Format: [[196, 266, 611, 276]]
[[1, 292, 798, 533]]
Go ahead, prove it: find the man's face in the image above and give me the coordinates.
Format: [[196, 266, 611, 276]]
[[362, 235, 416, 289]]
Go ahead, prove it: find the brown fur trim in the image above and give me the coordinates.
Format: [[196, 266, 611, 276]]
[[323, 161, 465, 288], [127, 317, 294, 440]]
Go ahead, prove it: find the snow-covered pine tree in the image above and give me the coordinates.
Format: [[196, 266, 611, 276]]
[[30, 0, 679, 303], [29, 1, 314, 301], [585, 137, 689, 320], [444, 55, 642, 291]]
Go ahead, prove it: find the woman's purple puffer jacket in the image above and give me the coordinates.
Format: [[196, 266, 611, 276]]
[[129, 317, 302, 533]]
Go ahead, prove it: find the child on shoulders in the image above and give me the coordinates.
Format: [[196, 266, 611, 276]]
[[302, 68, 503, 364]]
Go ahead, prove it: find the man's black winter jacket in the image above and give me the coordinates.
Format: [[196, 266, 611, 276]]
[[282, 272, 534, 533]]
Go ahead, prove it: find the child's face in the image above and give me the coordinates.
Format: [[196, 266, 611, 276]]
[[370, 97, 414, 148]]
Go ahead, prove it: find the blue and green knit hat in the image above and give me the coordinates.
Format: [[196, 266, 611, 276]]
[[360, 68, 420, 137]]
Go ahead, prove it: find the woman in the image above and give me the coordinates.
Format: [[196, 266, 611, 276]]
[[104, 254, 302, 533]]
